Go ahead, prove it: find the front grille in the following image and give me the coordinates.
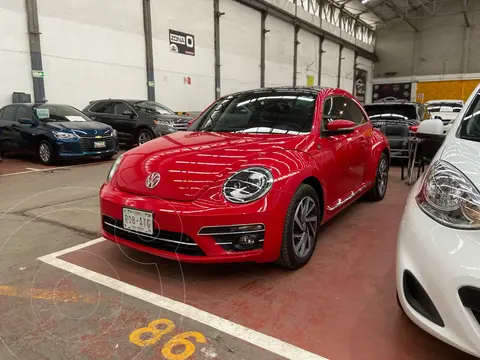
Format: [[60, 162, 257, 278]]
[[79, 136, 116, 152], [458, 286, 480, 326], [173, 118, 190, 131], [103, 216, 205, 256]]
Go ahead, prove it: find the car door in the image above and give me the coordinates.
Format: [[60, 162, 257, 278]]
[[14, 105, 38, 154], [112, 101, 137, 142], [316, 96, 354, 211], [0, 105, 19, 153]]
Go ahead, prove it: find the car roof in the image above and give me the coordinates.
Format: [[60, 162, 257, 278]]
[[365, 100, 418, 106], [425, 99, 463, 104], [89, 99, 146, 104], [223, 86, 347, 98], [10, 103, 71, 107]]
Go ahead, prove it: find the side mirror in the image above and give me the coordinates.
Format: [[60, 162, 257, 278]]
[[18, 118, 37, 126], [323, 119, 356, 136], [417, 119, 444, 137]]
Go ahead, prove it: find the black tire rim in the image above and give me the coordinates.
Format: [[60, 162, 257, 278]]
[[292, 196, 317, 258], [378, 157, 388, 196], [138, 132, 151, 145]]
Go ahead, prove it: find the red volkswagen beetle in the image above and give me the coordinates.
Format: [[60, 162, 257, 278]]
[[100, 87, 389, 269]]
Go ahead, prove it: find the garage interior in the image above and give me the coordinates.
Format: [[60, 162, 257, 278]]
[[1, 0, 480, 360]]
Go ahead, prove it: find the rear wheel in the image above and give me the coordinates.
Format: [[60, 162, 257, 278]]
[[136, 129, 155, 145], [277, 184, 321, 269], [366, 153, 389, 201], [38, 140, 54, 165]]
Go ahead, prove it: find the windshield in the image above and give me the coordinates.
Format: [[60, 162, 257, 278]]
[[34, 105, 91, 122], [364, 104, 417, 120], [132, 101, 174, 115], [459, 92, 480, 142], [192, 92, 317, 134]]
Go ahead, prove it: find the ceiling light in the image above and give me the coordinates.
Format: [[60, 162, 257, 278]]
[[362, 0, 370, 3]]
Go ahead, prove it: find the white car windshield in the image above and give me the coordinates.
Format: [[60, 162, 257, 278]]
[[192, 91, 317, 134], [459, 93, 480, 141]]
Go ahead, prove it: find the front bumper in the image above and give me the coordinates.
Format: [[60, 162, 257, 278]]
[[99, 182, 290, 263], [55, 136, 119, 158], [397, 178, 480, 357]]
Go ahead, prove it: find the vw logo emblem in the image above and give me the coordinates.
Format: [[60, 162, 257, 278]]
[[145, 172, 161, 189]]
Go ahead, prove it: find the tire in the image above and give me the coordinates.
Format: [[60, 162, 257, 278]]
[[37, 140, 54, 165], [277, 184, 321, 269], [136, 129, 155, 145], [365, 152, 389, 201], [100, 154, 114, 161]]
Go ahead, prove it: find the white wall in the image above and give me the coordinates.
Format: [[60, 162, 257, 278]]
[[296, 29, 320, 86], [38, 0, 147, 110], [220, 0, 261, 95], [265, 16, 294, 87], [340, 47, 354, 92], [151, 0, 215, 112], [321, 39, 339, 88], [0, 0, 33, 107]]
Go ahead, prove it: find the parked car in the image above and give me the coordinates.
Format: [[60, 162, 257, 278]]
[[99, 87, 390, 269], [397, 84, 480, 358], [83, 100, 193, 145], [425, 99, 464, 134], [364, 100, 430, 160], [0, 103, 118, 165]]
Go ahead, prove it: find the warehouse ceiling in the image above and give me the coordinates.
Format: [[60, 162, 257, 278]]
[[331, 0, 472, 29]]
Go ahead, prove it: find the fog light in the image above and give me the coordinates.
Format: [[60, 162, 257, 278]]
[[233, 235, 257, 250]]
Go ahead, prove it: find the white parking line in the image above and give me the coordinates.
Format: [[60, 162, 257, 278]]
[[0, 167, 67, 177], [25, 167, 43, 171], [38, 238, 328, 360]]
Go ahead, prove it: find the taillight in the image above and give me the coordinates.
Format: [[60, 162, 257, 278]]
[[409, 125, 418, 132]]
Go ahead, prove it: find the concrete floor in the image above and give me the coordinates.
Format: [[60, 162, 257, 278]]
[[0, 155, 476, 360]]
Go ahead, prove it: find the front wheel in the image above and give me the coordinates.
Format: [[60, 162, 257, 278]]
[[277, 184, 321, 269], [37, 140, 54, 165], [136, 129, 155, 145], [365, 153, 389, 201]]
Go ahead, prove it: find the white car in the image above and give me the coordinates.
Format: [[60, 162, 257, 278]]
[[425, 99, 464, 133], [397, 86, 480, 357]]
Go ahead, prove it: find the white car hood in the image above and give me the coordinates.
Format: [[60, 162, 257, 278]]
[[441, 137, 480, 186]]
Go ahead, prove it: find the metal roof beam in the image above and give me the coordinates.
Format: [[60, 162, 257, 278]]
[[384, 0, 419, 31]]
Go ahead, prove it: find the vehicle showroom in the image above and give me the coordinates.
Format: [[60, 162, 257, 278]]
[[1, 0, 480, 359]]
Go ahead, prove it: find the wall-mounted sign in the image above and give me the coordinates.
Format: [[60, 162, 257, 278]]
[[372, 82, 411, 102], [353, 68, 367, 105], [169, 29, 195, 56], [183, 76, 192, 85], [147, 81, 155, 87], [306, 75, 315, 87], [32, 70, 44, 78]]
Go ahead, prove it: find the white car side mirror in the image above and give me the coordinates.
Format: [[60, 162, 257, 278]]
[[417, 119, 444, 136]]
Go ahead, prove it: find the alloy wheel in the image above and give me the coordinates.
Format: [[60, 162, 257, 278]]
[[378, 157, 388, 196], [292, 196, 318, 258], [138, 132, 151, 145], [39, 143, 51, 163]]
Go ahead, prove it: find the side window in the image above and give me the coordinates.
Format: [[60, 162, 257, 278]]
[[322, 97, 364, 125], [1, 106, 17, 121], [114, 102, 132, 115], [90, 101, 114, 114], [16, 106, 33, 121]]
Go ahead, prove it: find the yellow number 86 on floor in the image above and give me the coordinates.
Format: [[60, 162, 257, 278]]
[[129, 318, 206, 360]]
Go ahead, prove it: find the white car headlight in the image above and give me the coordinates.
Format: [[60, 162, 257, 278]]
[[223, 167, 273, 204], [53, 131, 78, 140], [106, 154, 124, 182], [416, 160, 480, 229]]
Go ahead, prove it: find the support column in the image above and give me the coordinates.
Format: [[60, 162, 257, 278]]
[[214, 0, 224, 99], [260, 12, 269, 88], [25, 0, 46, 103], [353, 52, 358, 93], [337, 45, 343, 88], [461, 26, 470, 75], [142, 0, 155, 101], [317, 36, 324, 86], [293, 26, 300, 86]]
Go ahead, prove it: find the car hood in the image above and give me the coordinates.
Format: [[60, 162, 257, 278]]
[[441, 137, 480, 186], [45, 121, 112, 136], [113, 131, 311, 201]]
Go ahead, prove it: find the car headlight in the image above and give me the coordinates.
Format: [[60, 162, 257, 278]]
[[53, 131, 78, 140], [106, 154, 124, 182], [416, 160, 480, 229], [223, 167, 273, 204]]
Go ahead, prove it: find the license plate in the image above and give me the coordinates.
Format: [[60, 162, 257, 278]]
[[94, 141, 106, 148], [123, 208, 153, 235]]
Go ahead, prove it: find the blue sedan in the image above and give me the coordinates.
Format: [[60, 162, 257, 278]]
[[0, 103, 119, 165]]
